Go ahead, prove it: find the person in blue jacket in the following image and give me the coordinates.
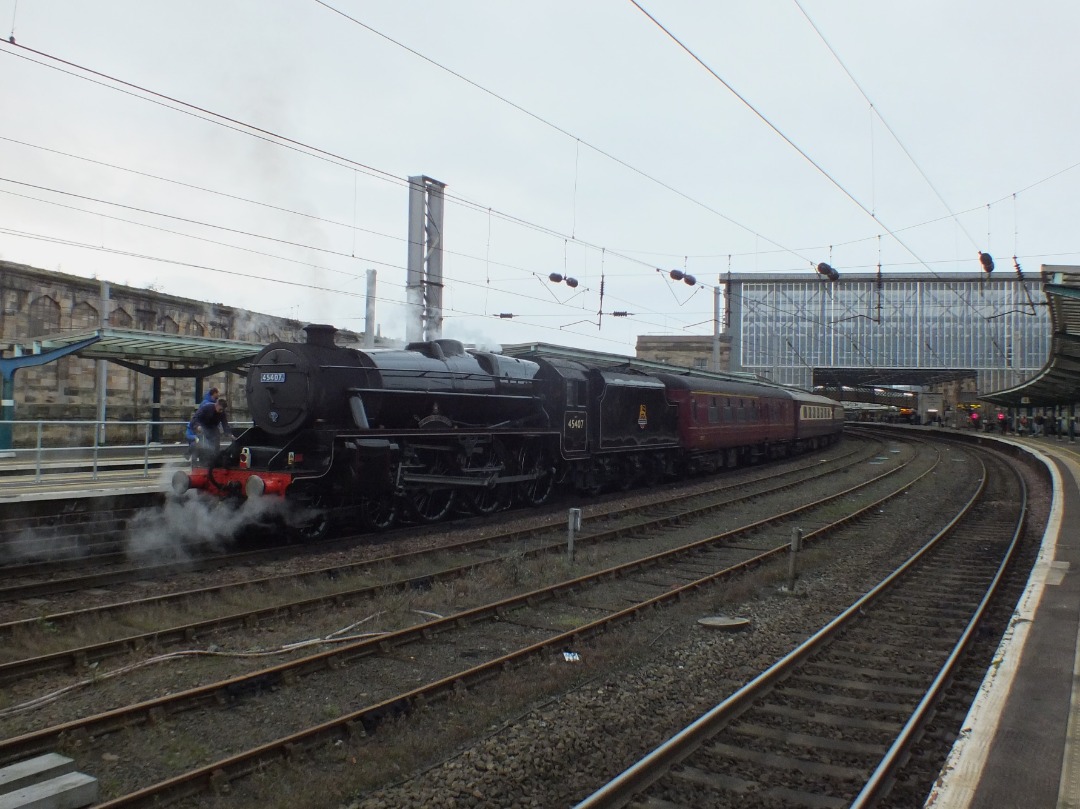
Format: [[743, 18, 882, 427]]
[[185, 388, 220, 459], [188, 397, 231, 464]]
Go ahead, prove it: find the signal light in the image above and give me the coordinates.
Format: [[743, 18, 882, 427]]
[[979, 251, 994, 273], [816, 262, 839, 281]]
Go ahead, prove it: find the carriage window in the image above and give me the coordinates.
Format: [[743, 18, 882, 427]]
[[708, 397, 719, 424]]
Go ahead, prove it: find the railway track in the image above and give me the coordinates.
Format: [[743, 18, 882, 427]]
[[0, 436, 876, 600], [572, 445, 1026, 809], [0, 438, 890, 682], [0, 434, 975, 807], [0, 439, 882, 601], [0, 437, 881, 610]]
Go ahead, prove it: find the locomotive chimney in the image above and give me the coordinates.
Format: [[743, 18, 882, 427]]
[[303, 324, 338, 347]]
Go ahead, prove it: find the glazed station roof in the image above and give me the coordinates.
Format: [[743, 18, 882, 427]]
[[980, 266, 1080, 408]]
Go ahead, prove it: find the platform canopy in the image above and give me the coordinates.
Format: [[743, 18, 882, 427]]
[[0, 327, 265, 447], [980, 265, 1080, 408], [21, 327, 262, 365]]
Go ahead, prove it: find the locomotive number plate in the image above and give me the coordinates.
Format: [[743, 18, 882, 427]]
[[261, 372, 286, 383]]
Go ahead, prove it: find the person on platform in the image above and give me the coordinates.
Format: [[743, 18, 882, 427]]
[[188, 397, 231, 463], [184, 388, 220, 459]]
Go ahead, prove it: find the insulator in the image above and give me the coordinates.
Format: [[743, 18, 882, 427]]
[[565, 277, 579, 288], [816, 263, 839, 281], [683, 274, 696, 286], [498, 313, 514, 319], [669, 269, 685, 281], [548, 273, 564, 283], [979, 252, 994, 273]]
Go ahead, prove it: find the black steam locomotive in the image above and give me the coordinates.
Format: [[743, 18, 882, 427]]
[[173, 324, 844, 538]]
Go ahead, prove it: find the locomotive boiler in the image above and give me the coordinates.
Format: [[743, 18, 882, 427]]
[[174, 324, 562, 535]]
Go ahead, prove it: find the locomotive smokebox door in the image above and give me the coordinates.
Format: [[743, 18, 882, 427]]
[[247, 346, 311, 435]]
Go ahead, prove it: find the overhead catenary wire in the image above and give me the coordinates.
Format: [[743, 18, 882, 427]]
[[4, 27, 1074, 285], [1, 177, 719, 338], [0, 16, 1075, 354], [0, 223, 670, 348], [628, 0, 945, 283], [793, 0, 981, 253], [0, 38, 773, 306], [310, 0, 812, 268], [624, 0, 1073, 344]]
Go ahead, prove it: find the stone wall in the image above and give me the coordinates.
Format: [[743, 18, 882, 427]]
[[0, 260, 365, 445]]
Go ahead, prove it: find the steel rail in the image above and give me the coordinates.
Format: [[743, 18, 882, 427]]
[[0, 444, 936, 778], [86, 448, 947, 808], [0, 440, 877, 599], [572, 447, 1023, 808]]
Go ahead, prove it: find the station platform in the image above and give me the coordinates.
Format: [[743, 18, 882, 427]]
[[928, 434, 1080, 809], [0, 445, 177, 503]]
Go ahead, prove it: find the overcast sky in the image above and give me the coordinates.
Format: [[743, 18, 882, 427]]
[[1, 1, 1077, 355]]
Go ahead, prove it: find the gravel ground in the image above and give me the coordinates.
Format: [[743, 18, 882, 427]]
[[164, 435, 1047, 809], [5, 434, 1045, 809]]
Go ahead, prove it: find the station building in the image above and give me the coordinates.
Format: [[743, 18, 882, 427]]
[[726, 271, 1050, 394], [641, 270, 1057, 419]]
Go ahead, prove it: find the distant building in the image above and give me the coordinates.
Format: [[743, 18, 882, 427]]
[[635, 334, 732, 372], [726, 272, 1051, 395]]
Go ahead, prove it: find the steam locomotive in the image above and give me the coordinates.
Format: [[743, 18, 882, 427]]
[[172, 324, 845, 538]]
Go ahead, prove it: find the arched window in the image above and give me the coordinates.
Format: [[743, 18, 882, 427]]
[[29, 295, 61, 336], [71, 301, 100, 331], [109, 307, 133, 328]]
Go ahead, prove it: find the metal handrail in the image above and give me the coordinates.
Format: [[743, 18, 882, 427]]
[[0, 419, 248, 483]]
